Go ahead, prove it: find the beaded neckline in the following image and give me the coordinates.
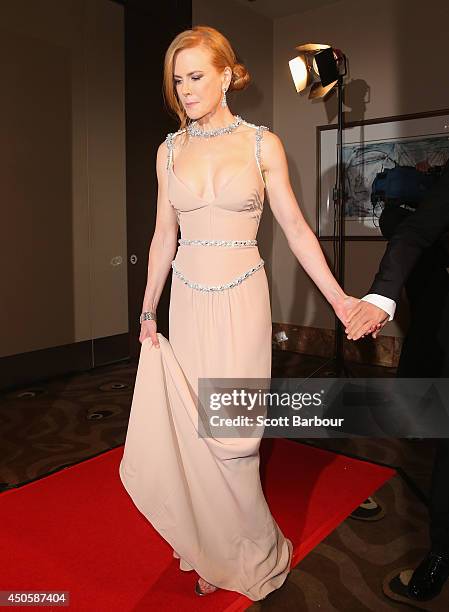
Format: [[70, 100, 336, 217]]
[[187, 115, 243, 138]]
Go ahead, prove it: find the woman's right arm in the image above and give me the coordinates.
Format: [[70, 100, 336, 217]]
[[139, 139, 179, 347]]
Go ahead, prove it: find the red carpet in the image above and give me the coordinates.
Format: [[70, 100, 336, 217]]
[[1, 439, 394, 611]]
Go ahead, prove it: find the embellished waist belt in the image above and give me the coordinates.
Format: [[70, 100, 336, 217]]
[[178, 238, 257, 247], [171, 258, 264, 292]]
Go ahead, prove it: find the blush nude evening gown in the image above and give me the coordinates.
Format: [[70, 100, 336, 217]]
[[119, 118, 293, 601]]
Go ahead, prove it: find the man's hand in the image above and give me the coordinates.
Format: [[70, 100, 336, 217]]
[[345, 302, 389, 340]]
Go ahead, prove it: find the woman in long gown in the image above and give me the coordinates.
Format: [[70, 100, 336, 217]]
[[119, 25, 358, 600]]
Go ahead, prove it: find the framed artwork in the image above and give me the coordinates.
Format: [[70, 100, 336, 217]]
[[317, 109, 449, 240]]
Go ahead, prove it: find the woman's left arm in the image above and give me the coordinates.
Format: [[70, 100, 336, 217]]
[[262, 131, 359, 324]]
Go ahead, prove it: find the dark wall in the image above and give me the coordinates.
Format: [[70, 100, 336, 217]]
[[124, 0, 192, 356]]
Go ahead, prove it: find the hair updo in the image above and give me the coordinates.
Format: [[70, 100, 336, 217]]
[[230, 62, 250, 91], [163, 25, 251, 128]]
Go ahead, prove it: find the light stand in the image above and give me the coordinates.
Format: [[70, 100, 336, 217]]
[[333, 72, 346, 376], [289, 45, 348, 376]]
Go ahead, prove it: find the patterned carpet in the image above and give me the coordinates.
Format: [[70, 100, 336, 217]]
[[0, 348, 447, 610]]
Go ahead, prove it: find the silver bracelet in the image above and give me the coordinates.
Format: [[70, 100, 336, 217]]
[[139, 311, 157, 324]]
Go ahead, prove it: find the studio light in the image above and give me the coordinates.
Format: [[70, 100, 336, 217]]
[[288, 43, 345, 99]]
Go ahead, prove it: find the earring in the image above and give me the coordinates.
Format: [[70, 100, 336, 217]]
[[221, 88, 227, 108]]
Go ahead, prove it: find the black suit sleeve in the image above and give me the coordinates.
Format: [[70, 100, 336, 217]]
[[369, 162, 449, 302]]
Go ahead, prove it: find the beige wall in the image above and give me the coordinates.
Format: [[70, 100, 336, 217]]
[[1, 0, 126, 357], [273, 0, 449, 336]]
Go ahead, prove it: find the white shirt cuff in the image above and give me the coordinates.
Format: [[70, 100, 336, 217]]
[[361, 294, 396, 321]]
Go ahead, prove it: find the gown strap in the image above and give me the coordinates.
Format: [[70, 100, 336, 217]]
[[165, 128, 187, 171], [240, 119, 270, 184], [255, 124, 269, 185]]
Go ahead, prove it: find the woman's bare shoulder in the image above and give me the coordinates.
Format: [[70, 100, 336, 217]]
[[261, 128, 284, 154], [239, 121, 279, 146], [161, 127, 187, 148], [258, 130, 288, 176]]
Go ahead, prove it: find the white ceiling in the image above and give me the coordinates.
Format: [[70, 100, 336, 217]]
[[233, 0, 341, 19]]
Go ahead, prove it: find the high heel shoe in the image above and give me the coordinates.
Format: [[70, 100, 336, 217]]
[[194, 577, 219, 596]]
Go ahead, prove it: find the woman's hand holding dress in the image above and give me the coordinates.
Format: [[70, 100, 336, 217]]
[[139, 319, 160, 348]]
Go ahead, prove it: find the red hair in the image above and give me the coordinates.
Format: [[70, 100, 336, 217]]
[[162, 25, 250, 130]]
